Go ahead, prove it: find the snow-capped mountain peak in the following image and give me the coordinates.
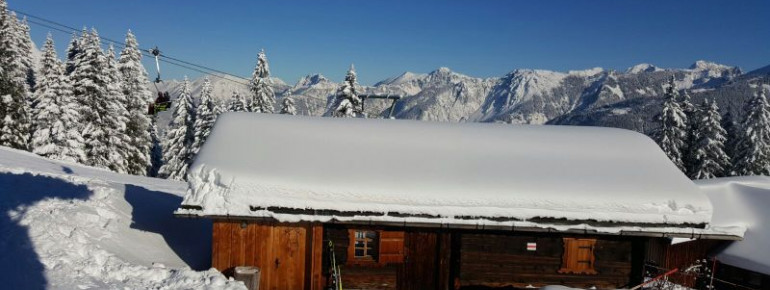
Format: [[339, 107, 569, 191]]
[[568, 67, 604, 77], [294, 74, 332, 88], [374, 71, 428, 87], [434, 66, 452, 74], [690, 60, 732, 71], [626, 63, 662, 74]]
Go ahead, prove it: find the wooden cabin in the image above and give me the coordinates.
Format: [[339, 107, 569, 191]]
[[175, 114, 743, 289]]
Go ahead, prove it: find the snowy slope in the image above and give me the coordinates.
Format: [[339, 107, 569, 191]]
[[0, 146, 244, 289]]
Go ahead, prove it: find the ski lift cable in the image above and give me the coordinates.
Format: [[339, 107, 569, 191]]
[[26, 19, 251, 87], [24, 18, 251, 86], [13, 8, 252, 86]]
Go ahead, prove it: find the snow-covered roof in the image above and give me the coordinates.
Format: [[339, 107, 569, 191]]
[[696, 177, 770, 274], [176, 113, 739, 238]]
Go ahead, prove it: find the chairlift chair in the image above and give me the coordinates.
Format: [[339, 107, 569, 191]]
[[147, 46, 173, 115]]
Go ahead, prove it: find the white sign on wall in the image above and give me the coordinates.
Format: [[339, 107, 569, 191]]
[[526, 242, 536, 251]]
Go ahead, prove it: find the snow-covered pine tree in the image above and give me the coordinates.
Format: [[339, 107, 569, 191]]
[[30, 34, 85, 163], [689, 99, 731, 179], [118, 30, 153, 175], [64, 32, 81, 75], [326, 64, 362, 118], [280, 96, 297, 115], [656, 76, 688, 172], [227, 91, 247, 112], [0, 7, 31, 150], [17, 16, 34, 91], [733, 85, 770, 176], [248, 49, 275, 113], [104, 44, 132, 173], [148, 119, 163, 177], [191, 77, 216, 155], [721, 110, 739, 171], [159, 77, 196, 180], [71, 29, 120, 170], [213, 98, 226, 117], [679, 89, 697, 174]]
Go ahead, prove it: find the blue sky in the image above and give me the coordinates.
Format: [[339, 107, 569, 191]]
[[13, 0, 770, 85]]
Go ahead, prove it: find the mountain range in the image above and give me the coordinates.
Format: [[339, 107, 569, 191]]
[[155, 61, 770, 135]]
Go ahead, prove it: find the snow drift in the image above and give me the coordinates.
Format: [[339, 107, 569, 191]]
[[696, 176, 770, 276]]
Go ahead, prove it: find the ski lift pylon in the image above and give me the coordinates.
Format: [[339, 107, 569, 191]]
[[359, 94, 401, 119]]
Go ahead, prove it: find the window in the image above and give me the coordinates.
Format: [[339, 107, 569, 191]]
[[353, 230, 377, 258], [558, 238, 598, 275], [346, 229, 404, 266]]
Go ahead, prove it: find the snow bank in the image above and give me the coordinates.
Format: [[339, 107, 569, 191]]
[[696, 176, 770, 275], [177, 114, 733, 237], [0, 146, 244, 289]]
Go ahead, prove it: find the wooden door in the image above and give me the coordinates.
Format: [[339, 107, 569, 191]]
[[398, 231, 452, 290], [266, 225, 307, 290]]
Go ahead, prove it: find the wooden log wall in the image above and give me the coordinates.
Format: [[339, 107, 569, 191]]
[[324, 225, 406, 290], [458, 233, 634, 289]]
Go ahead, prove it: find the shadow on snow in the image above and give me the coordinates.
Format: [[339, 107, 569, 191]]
[[0, 172, 93, 290], [124, 184, 212, 270]]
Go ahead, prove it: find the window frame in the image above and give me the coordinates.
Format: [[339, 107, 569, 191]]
[[347, 229, 379, 265]]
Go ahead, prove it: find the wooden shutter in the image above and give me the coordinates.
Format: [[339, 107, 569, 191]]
[[558, 238, 598, 275], [378, 231, 405, 264]]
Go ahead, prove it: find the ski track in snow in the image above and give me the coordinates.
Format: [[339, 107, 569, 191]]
[[0, 147, 245, 289]]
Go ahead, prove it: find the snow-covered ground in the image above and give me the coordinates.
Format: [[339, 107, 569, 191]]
[[0, 146, 244, 289]]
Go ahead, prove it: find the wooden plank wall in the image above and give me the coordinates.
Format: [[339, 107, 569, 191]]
[[212, 220, 323, 290], [459, 234, 633, 289]]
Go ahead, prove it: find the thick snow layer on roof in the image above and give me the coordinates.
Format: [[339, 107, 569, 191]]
[[179, 113, 720, 233], [696, 176, 770, 275]]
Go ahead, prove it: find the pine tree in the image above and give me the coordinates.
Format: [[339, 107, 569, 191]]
[[689, 99, 731, 179], [248, 49, 275, 113], [213, 98, 226, 117], [159, 77, 196, 180], [0, 7, 31, 150], [656, 76, 688, 172], [721, 110, 739, 169], [679, 89, 697, 174], [64, 31, 81, 76], [17, 17, 34, 91], [191, 77, 216, 155], [72, 29, 119, 170], [327, 64, 362, 118], [280, 96, 297, 115], [733, 85, 770, 176], [30, 34, 85, 163], [118, 30, 153, 175], [227, 91, 247, 112], [148, 119, 163, 177], [104, 44, 132, 173]]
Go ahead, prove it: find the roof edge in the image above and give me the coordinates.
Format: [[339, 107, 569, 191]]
[[174, 211, 742, 241]]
